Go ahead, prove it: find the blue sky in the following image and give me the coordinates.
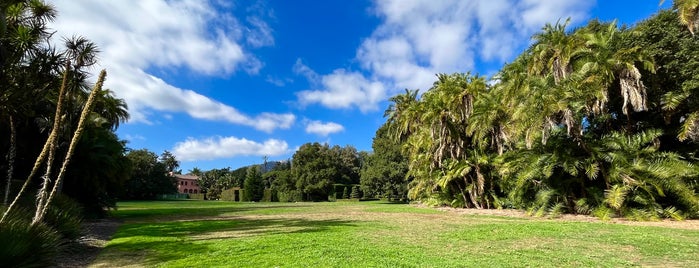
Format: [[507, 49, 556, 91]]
[[49, 0, 671, 173]]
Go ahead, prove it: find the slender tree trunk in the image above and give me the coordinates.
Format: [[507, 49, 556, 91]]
[[0, 63, 71, 224], [36, 70, 106, 224], [3, 115, 16, 206], [33, 132, 58, 223], [32, 64, 73, 224]]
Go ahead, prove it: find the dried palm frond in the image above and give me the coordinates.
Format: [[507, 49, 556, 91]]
[[619, 67, 647, 115]]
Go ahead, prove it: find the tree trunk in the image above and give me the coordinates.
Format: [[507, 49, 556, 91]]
[[36, 70, 106, 223], [32, 63, 72, 225], [0, 63, 71, 224], [3, 115, 16, 206]]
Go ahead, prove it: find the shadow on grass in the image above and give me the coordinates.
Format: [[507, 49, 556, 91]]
[[111, 204, 310, 220], [104, 217, 356, 266]]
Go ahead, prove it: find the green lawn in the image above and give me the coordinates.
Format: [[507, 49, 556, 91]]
[[91, 201, 699, 267]]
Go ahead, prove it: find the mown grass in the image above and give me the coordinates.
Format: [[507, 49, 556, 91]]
[[92, 200, 699, 267]]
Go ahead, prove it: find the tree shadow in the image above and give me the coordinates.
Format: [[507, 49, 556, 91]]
[[103, 216, 357, 266], [111, 203, 310, 221]]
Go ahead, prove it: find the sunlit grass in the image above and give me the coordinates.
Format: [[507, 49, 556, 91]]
[[92, 200, 699, 267]]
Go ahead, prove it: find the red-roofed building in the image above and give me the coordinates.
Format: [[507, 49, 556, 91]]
[[172, 173, 200, 194]]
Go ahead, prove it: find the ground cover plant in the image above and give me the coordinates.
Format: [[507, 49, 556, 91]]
[[91, 200, 699, 267]]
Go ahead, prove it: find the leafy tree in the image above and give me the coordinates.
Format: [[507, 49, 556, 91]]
[[197, 167, 235, 200], [122, 149, 176, 200], [360, 124, 409, 200], [243, 166, 264, 202], [291, 143, 360, 201], [159, 150, 180, 174]]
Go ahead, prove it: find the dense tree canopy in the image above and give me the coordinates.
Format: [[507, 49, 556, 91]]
[[121, 149, 176, 200], [378, 10, 699, 219], [360, 124, 409, 200]]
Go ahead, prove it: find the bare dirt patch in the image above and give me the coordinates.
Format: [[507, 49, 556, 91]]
[[52, 219, 122, 268]]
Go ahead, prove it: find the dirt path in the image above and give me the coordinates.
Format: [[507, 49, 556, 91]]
[[52, 219, 122, 268]]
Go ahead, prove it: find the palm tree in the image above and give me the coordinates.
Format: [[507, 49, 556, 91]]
[[577, 22, 655, 117], [529, 18, 582, 84], [662, 0, 699, 35], [384, 88, 420, 142], [0, 0, 57, 205]]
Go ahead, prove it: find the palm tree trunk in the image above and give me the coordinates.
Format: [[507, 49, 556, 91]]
[[36, 70, 106, 223], [3, 115, 16, 206]]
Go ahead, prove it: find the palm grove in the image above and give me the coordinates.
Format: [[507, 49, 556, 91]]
[[381, 8, 699, 219], [2, 1, 699, 264]]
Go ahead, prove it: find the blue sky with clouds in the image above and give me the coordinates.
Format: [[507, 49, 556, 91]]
[[49, 0, 671, 172]]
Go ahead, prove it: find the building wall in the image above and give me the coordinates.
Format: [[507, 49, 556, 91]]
[[176, 178, 201, 194]]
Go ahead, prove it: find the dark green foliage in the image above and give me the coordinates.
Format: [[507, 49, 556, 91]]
[[342, 186, 349, 199], [292, 143, 362, 201], [159, 150, 180, 174], [198, 167, 237, 200], [63, 127, 130, 217], [262, 188, 276, 202], [277, 190, 302, 202], [360, 124, 409, 200], [243, 166, 264, 202], [42, 195, 83, 239], [0, 216, 61, 268], [122, 149, 176, 200], [0, 195, 84, 267]]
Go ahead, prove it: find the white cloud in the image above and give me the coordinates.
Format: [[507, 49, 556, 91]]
[[173, 136, 289, 161], [124, 134, 146, 141], [296, 0, 594, 111], [305, 120, 345, 136], [297, 69, 386, 112], [50, 0, 293, 132]]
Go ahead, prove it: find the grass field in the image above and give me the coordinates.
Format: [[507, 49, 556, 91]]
[[91, 201, 699, 267]]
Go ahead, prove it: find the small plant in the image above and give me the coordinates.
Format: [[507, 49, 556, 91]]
[[350, 185, 362, 199]]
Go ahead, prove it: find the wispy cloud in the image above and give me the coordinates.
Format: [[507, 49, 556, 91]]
[[296, 0, 593, 111], [173, 136, 289, 161], [50, 0, 294, 132], [305, 120, 345, 136]]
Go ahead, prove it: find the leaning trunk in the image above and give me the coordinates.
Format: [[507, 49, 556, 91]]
[[0, 62, 71, 224], [3, 115, 16, 206], [34, 70, 107, 225]]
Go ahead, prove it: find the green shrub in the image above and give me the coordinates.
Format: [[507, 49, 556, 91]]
[[189, 193, 205, 200], [277, 190, 302, 202], [342, 187, 350, 199], [0, 209, 62, 267], [332, 184, 346, 199], [220, 188, 242, 201], [43, 195, 84, 240], [350, 185, 362, 199], [262, 189, 277, 202]]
